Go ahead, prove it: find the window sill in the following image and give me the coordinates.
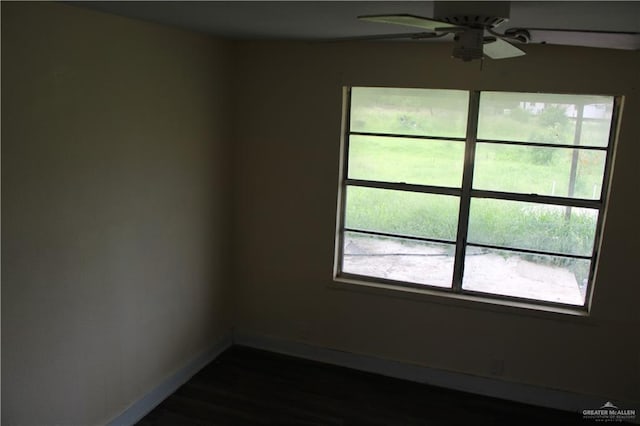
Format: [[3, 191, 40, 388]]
[[330, 275, 597, 324]]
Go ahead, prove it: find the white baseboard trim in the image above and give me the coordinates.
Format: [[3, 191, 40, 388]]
[[234, 331, 636, 416], [108, 333, 233, 426]]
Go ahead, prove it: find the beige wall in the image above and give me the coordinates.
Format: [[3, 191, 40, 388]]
[[232, 41, 640, 404], [2, 3, 233, 425]]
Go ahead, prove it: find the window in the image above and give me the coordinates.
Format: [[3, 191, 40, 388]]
[[334, 87, 620, 310]]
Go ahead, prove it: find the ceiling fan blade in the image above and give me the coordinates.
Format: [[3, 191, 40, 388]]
[[483, 37, 526, 59], [358, 14, 458, 32], [516, 28, 640, 50]]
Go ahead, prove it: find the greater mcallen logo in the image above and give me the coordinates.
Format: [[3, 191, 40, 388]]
[[582, 401, 636, 422]]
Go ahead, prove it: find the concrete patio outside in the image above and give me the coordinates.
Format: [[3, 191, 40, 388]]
[[342, 234, 585, 306]]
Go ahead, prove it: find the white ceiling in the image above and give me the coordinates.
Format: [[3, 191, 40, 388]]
[[76, 1, 640, 41]]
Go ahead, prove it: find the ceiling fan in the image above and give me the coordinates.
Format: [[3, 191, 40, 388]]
[[357, 1, 640, 62]]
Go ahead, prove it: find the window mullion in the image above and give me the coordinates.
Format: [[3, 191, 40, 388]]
[[452, 91, 481, 291], [346, 179, 462, 197]]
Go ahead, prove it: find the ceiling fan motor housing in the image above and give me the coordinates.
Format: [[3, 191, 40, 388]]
[[434, 1, 510, 29]]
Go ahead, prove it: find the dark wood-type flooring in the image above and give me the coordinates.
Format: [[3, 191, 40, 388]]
[[137, 345, 592, 425]]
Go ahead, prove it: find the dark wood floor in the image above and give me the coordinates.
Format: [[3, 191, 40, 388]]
[[137, 345, 592, 425]]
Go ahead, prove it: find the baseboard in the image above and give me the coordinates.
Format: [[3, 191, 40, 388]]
[[234, 331, 636, 417], [107, 333, 233, 426]]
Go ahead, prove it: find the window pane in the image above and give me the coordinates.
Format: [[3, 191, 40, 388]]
[[345, 187, 459, 241], [348, 135, 464, 187], [473, 144, 606, 199], [350, 87, 469, 138], [462, 247, 589, 306], [342, 232, 454, 287], [468, 199, 598, 256], [478, 92, 613, 147]]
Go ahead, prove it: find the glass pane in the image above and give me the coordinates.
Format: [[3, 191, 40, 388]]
[[342, 232, 454, 287], [468, 199, 598, 256], [345, 187, 459, 241], [462, 247, 589, 306], [478, 92, 614, 147], [350, 87, 469, 138], [473, 144, 606, 199], [348, 135, 464, 187]]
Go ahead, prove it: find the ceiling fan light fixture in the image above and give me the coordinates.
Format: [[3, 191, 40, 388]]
[[452, 28, 485, 62]]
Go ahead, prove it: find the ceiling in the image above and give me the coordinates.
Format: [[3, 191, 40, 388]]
[[76, 1, 640, 41]]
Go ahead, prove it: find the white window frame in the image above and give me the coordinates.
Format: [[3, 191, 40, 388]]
[[333, 86, 621, 312]]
